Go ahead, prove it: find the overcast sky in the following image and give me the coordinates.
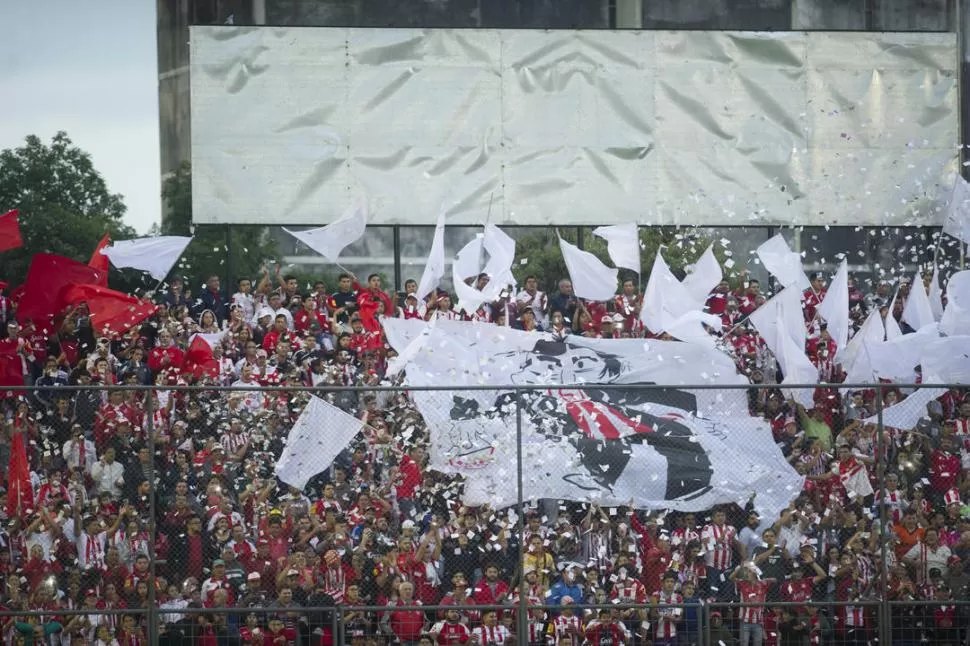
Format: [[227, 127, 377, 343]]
[[1, 0, 160, 234]]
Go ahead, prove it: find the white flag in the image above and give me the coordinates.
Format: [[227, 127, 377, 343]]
[[559, 237, 618, 301], [453, 237, 486, 313], [839, 462, 874, 500], [682, 245, 722, 305], [943, 174, 970, 244], [836, 309, 884, 371], [454, 236, 483, 283], [756, 234, 810, 290], [383, 320, 802, 520], [868, 332, 934, 383], [901, 272, 935, 332], [884, 290, 903, 340], [863, 387, 947, 429], [592, 224, 641, 273], [748, 287, 805, 352], [274, 396, 364, 491], [640, 250, 711, 336], [940, 270, 970, 337], [481, 225, 516, 279], [817, 260, 849, 351], [921, 336, 970, 384], [777, 321, 819, 407], [102, 236, 193, 280], [416, 209, 447, 301], [283, 197, 367, 262], [928, 266, 944, 322]]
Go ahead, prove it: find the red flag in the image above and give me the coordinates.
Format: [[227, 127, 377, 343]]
[[0, 340, 25, 399], [60, 284, 158, 338], [0, 210, 23, 253], [16, 254, 105, 325], [89, 233, 111, 285], [5, 429, 34, 520], [183, 335, 219, 380]]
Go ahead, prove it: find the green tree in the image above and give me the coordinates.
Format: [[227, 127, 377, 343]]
[[161, 161, 277, 291], [0, 132, 136, 284]]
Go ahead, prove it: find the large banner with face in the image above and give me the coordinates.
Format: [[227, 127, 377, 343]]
[[383, 319, 803, 520]]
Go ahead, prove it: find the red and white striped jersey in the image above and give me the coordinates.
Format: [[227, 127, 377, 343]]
[[527, 619, 547, 645], [220, 430, 249, 455], [737, 580, 771, 625], [843, 605, 865, 628], [652, 591, 683, 640], [473, 623, 511, 646], [670, 527, 701, 550], [610, 579, 646, 604], [701, 523, 736, 570], [882, 491, 908, 523], [549, 614, 582, 646]]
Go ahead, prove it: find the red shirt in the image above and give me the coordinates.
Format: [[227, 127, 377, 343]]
[[387, 601, 426, 642], [782, 578, 814, 606], [147, 345, 184, 373], [435, 621, 470, 645], [186, 533, 205, 580], [396, 454, 423, 501], [264, 627, 298, 645], [930, 450, 961, 492]]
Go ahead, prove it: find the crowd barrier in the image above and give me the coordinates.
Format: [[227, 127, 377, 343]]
[[0, 382, 966, 644]]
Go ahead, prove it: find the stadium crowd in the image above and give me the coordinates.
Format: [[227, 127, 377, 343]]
[[0, 262, 968, 646]]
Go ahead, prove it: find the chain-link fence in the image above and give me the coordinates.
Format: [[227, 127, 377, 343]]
[[1, 382, 968, 644]]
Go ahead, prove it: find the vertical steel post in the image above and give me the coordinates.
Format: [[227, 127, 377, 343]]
[[146, 390, 159, 640], [393, 226, 402, 292], [875, 385, 890, 646], [515, 391, 528, 646]]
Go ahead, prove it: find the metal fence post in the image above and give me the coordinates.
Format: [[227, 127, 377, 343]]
[[701, 601, 710, 646], [515, 389, 527, 646], [145, 387, 159, 641], [334, 601, 343, 646], [874, 383, 891, 646]]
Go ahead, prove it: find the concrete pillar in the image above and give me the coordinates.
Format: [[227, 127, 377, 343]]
[[253, 0, 266, 25]]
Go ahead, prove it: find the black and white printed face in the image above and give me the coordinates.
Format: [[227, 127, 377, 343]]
[[509, 344, 617, 385]]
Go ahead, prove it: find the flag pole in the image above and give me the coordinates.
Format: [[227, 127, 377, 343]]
[[477, 192, 494, 277]]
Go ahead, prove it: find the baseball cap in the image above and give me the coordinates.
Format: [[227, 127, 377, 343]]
[[247, 572, 261, 581], [212, 559, 225, 567]]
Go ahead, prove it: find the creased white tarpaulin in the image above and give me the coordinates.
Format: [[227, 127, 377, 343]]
[[189, 27, 958, 227], [382, 318, 803, 521]]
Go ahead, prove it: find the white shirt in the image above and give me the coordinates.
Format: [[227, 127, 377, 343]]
[[90, 459, 125, 497], [739, 526, 764, 558], [232, 291, 255, 322], [62, 438, 97, 474]]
